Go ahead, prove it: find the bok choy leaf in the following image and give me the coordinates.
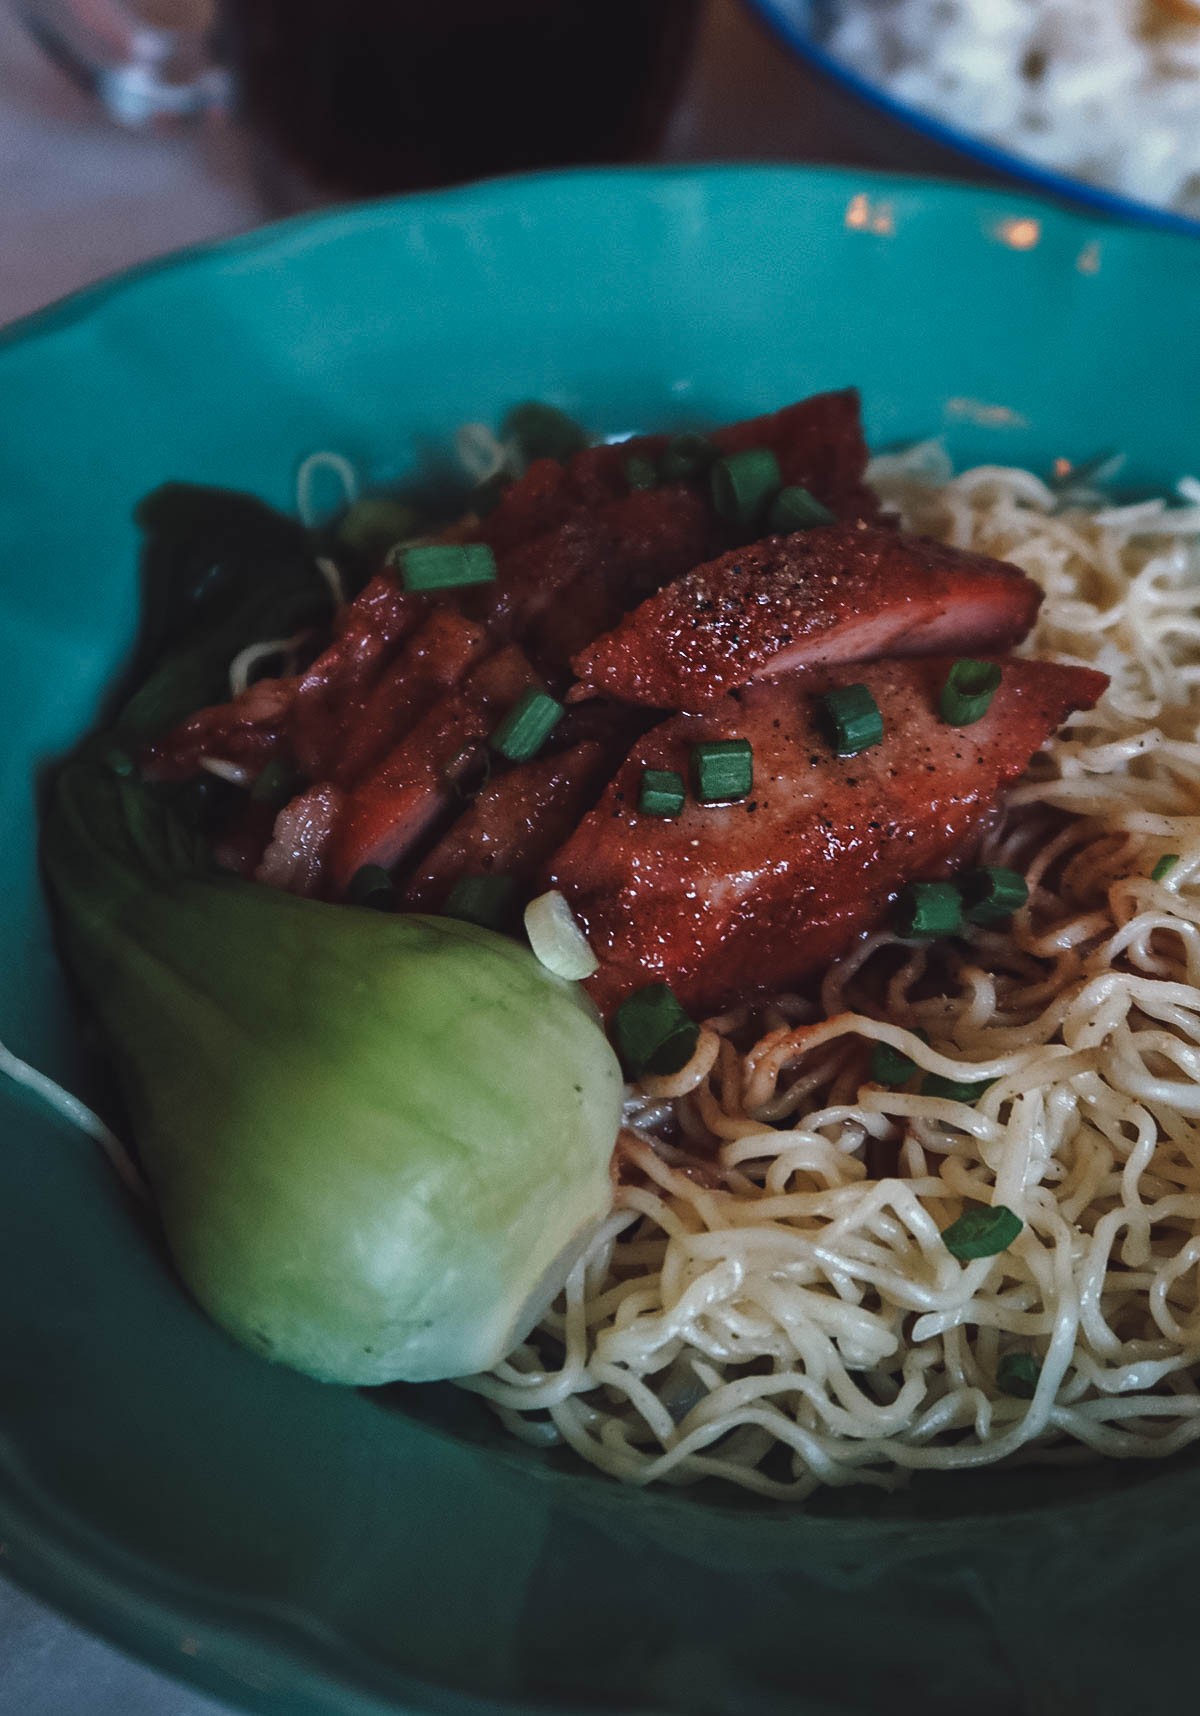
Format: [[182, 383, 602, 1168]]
[[42, 760, 623, 1385]]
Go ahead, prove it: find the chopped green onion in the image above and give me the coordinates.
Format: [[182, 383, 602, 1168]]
[[960, 866, 1029, 925], [1048, 448, 1122, 495], [921, 1073, 993, 1104], [524, 890, 598, 981], [638, 768, 686, 817], [768, 485, 835, 533], [996, 1350, 1040, 1399], [690, 739, 753, 804], [1152, 853, 1180, 882], [624, 454, 659, 492], [250, 758, 298, 805], [893, 880, 963, 939], [444, 873, 516, 933], [939, 658, 1002, 727], [869, 1042, 916, 1087], [100, 743, 135, 778], [709, 446, 781, 526], [818, 683, 884, 756], [868, 1029, 928, 1088], [400, 542, 497, 592], [658, 433, 717, 483], [941, 1203, 1022, 1261], [612, 982, 700, 1079], [489, 687, 564, 762], [347, 865, 395, 909], [501, 402, 589, 465], [337, 496, 421, 556]]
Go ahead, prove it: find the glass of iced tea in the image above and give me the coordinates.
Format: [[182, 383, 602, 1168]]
[[219, 0, 702, 208]]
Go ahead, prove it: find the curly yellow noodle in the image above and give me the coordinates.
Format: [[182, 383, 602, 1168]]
[[460, 447, 1200, 1493]]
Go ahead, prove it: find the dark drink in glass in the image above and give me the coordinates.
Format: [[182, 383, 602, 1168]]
[[222, 0, 701, 206]]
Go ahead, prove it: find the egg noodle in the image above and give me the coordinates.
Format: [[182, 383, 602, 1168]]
[[462, 446, 1200, 1497]]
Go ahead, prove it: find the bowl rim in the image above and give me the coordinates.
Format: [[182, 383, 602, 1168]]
[[745, 0, 1200, 237], [2, 155, 1195, 368], [4, 159, 1200, 1716]]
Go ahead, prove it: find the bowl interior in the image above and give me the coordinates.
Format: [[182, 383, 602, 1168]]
[[4, 166, 1200, 1716]]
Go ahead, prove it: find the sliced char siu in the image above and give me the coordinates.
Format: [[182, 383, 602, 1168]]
[[544, 656, 1108, 1018], [147, 390, 877, 781], [324, 644, 541, 895], [402, 741, 617, 912], [478, 387, 880, 555], [290, 572, 427, 778], [485, 485, 719, 676], [256, 783, 346, 898], [571, 526, 1043, 708], [142, 675, 298, 781], [329, 607, 491, 787], [144, 568, 426, 783]]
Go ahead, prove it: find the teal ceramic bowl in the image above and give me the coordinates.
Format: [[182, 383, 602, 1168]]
[[4, 166, 1200, 1716]]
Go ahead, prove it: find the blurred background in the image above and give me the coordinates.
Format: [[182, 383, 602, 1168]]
[[7, 0, 1200, 329], [1, 0, 1003, 329]]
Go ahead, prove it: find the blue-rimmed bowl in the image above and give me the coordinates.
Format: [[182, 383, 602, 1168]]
[[749, 0, 1200, 236], [5, 165, 1200, 1716]]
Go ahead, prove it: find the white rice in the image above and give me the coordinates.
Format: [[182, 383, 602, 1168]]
[[812, 0, 1200, 217]]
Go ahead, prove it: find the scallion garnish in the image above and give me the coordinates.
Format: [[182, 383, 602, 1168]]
[[638, 768, 686, 817], [347, 865, 395, 910], [996, 1350, 1040, 1399], [400, 542, 497, 593], [893, 880, 963, 938], [960, 866, 1028, 925], [658, 433, 717, 483], [337, 496, 420, 557], [624, 455, 658, 492], [443, 873, 516, 933], [818, 683, 884, 756], [1152, 853, 1180, 882], [869, 1030, 928, 1088], [612, 982, 700, 1079], [921, 1073, 993, 1104], [501, 401, 589, 465], [489, 688, 563, 763], [709, 446, 781, 526], [523, 890, 598, 981], [768, 485, 835, 533], [869, 1041, 916, 1087], [941, 1203, 1022, 1260], [939, 658, 1002, 727], [100, 743, 135, 778], [690, 739, 753, 804]]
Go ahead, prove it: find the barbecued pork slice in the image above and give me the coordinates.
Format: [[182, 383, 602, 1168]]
[[290, 571, 429, 778], [142, 674, 299, 781], [324, 644, 540, 894], [330, 608, 490, 788], [143, 569, 426, 784], [710, 388, 882, 524], [545, 656, 1108, 1018], [489, 486, 720, 675], [479, 388, 880, 555], [571, 526, 1043, 707], [402, 741, 615, 911], [256, 783, 346, 898]]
